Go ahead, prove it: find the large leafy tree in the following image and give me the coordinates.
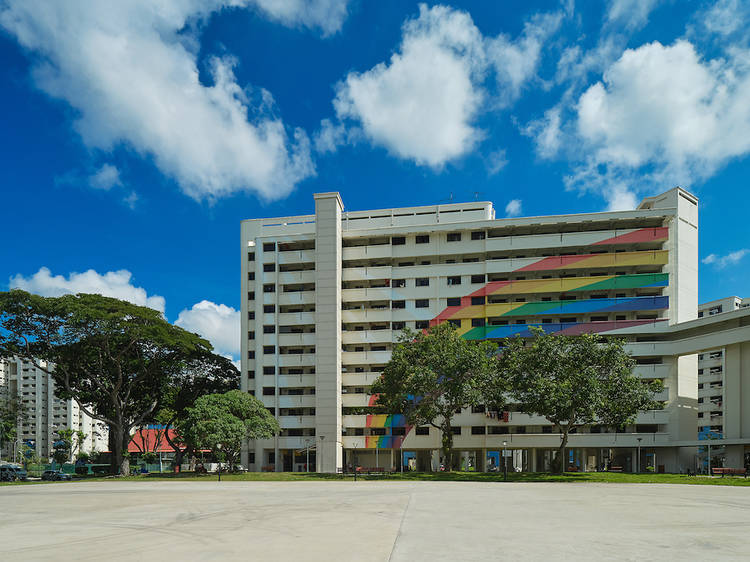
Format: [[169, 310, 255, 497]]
[[151, 354, 239, 469], [0, 387, 25, 461], [493, 328, 663, 474], [0, 290, 230, 476], [371, 323, 499, 471], [180, 390, 279, 470]]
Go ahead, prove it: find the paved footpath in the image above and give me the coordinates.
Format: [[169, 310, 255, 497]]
[[1, 481, 749, 561]]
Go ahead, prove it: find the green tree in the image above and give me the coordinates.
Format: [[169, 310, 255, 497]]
[[371, 323, 499, 471], [154, 354, 239, 469], [54, 429, 76, 465], [0, 290, 230, 476], [0, 388, 25, 461], [493, 328, 663, 474], [180, 390, 280, 470]]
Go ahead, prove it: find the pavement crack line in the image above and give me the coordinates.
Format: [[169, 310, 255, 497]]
[[387, 488, 413, 562]]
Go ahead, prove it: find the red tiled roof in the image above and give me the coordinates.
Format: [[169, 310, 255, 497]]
[[128, 428, 184, 453]]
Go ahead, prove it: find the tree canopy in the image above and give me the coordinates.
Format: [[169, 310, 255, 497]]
[[0, 290, 237, 475], [371, 323, 499, 470], [180, 390, 280, 470], [494, 327, 663, 473]]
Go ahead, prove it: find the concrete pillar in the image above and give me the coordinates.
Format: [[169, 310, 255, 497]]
[[531, 448, 537, 472], [314, 193, 344, 473], [725, 445, 744, 468]]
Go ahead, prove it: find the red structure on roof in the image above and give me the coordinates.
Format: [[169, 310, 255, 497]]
[[127, 428, 184, 454]]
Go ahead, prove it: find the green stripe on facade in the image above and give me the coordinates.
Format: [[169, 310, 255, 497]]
[[570, 273, 668, 292]]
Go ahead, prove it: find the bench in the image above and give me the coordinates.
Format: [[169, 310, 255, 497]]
[[712, 467, 747, 477], [608, 466, 623, 473], [355, 466, 386, 475]]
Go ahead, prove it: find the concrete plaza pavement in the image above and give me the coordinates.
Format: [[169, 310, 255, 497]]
[[1, 480, 749, 561]]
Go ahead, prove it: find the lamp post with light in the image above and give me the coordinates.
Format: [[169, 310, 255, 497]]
[[503, 440, 508, 482], [636, 437, 642, 474], [217, 443, 222, 482]]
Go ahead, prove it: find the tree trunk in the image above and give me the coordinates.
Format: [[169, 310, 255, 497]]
[[556, 430, 569, 475], [441, 420, 454, 472], [110, 427, 131, 476]]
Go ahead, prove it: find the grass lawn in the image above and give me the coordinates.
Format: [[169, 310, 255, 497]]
[[3, 470, 750, 486]]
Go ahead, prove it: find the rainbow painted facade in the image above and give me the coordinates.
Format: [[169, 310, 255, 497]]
[[242, 187, 712, 473]]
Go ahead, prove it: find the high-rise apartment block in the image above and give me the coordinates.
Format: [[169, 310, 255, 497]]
[[0, 357, 108, 461], [241, 187, 702, 473], [697, 297, 749, 439]]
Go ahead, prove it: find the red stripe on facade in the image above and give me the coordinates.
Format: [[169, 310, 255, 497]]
[[592, 227, 669, 246]]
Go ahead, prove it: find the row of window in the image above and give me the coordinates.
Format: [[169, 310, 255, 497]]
[[390, 232, 485, 245]]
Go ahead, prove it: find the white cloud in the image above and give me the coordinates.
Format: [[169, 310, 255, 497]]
[[9, 267, 166, 312], [330, 4, 562, 167], [523, 106, 562, 158], [606, 0, 659, 30], [123, 191, 139, 210], [575, 41, 750, 182], [88, 164, 121, 190], [487, 12, 562, 107], [504, 199, 522, 217], [485, 149, 508, 176], [702, 249, 749, 268], [700, 0, 749, 38], [333, 4, 485, 168], [0, 0, 317, 202], [175, 300, 240, 358], [251, 0, 349, 36]]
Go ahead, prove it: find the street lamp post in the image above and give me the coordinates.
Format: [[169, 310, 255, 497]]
[[637, 437, 642, 474], [353, 442, 358, 482], [217, 443, 222, 482], [305, 439, 311, 473], [503, 441, 508, 482]]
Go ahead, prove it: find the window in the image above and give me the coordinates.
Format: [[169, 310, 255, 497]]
[[447, 297, 461, 306], [248, 272, 255, 280], [561, 317, 576, 323], [416, 426, 430, 436], [542, 319, 552, 324], [447, 232, 461, 242], [616, 315, 627, 321], [263, 284, 275, 293], [248, 291, 255, 300], [263, 325, 275, 334], [489, 426, 509, 435], [248, 331, 255, 340], [390, 236, 407, 246], [248, 311, 255, 320], [415, 320, 429, 329], [369, 428, 385, 436], [392, 300, 406, 309], [471, 274, 485, 284], [471, 296, 485, 306], [448, 319, 461, 327], [393, 279, 406, 288], [471, 318, 485, 328], [471, 426, 486, 435], [392, 321, 406, 330], [415, 299, 429, 308], [248, 252, 255, 261], [264, 304, 275, 313], [447, 276, 461, 285], [248, 351, 255, 359], [263, 346, 275, 354], [392, 427, 406, 436], [451, 426, 462, 435], [591, 316, 608, 322], [416, 277, 430, 287], [263, 366, 275, 375], [471, 231, 486, 240], [263, 242, 275, 252], [262, 387, 275, 395], [248, 370, 255, 379], [416, 235, 430, 244]]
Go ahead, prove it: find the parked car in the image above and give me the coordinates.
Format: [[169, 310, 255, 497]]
[[41, 470, 72, 481], [0, 465, 22, 482]]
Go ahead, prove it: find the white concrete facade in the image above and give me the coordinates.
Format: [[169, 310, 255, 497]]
[[0, 357, 108, 461], [241, 187, 715, 473]]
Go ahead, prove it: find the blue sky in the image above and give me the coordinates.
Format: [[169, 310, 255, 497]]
[[1, 0, 749, 361]]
